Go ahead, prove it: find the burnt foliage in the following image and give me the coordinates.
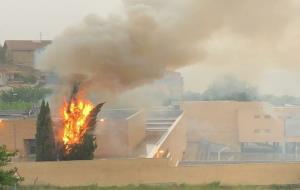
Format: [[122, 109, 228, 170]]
[[59, 83, 104, 161]]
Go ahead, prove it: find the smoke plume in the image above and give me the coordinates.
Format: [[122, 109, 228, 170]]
[[37, 0, 300, 94]]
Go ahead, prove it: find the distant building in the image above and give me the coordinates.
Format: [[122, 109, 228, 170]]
[[181, 101, 300, 162], [3, 40, 51, 67], [0, 40, 51, 86]]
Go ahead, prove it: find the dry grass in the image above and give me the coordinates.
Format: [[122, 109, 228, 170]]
[[9, 183, 296, 190]]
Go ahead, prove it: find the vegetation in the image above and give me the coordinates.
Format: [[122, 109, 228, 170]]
[[0, 145, 23, 187], [0, 87, 51, 103], [59, 100, 103, 161], [260, 94, 300, 106], [0, 45, 5, 64], [35, 100, 56, 161], [0, 87, 52, 110], [200, 76, 258, 101], [61, 103, 100, 160], [184, 75, 300, 106], [14, 74, 38, 84], [0, 101, 32, 110], [59, 134, 97, 161], [16, 183, 296, 190]]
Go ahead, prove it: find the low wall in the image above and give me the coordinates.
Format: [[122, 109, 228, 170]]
[[13, 159, 300, 187]]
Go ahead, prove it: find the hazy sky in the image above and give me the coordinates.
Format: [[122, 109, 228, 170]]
[[1, 0, 300, 96], [0, 0, 123, 43]]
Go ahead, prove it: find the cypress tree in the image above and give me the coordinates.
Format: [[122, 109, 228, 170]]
[[35, 100, 56, 161], [60, 103, 104, 160]]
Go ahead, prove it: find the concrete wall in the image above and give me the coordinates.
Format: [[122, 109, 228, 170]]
[[157, 113, 186, 166], [12, 159, 300, 186], [127, 111, 146, 153], [238, 109, 284, 142], [182, 101, 300, 145], [183, 101, 264, 149], [0, 118, 36, 156], [96, 119, 129, 157], [8, 50, 34, 66], [95, 111, 146, 158]]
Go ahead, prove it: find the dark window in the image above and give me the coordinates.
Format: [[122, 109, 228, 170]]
[[24, 139, 36, 155], [264, 114, 271, 119]]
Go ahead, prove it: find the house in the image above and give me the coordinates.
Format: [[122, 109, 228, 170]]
[[3, 40, 51, 67]]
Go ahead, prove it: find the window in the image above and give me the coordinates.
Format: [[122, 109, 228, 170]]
[[24, 139, 36, 155], [264, 114, 271, 119]]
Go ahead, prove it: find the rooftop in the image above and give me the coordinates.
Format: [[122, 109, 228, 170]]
[[4, 40, 51, 51]]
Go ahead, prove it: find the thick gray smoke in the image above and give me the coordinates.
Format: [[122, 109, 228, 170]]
[[37, 0, 299, 94]]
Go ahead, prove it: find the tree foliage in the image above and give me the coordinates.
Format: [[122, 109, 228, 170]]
[[0, 145, 23, 186], [0, 101, 32, 111], [1, 87, 52, 103], [0, 46, 5, 64], [200, 76, 258, 101], [59, 103, 104, 161], [14, 74, 37, 84], [184, 75, 300, 106], [36, 100, 56, 161]]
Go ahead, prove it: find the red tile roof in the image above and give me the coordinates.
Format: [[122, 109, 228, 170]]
[[3, 40, 51, 51]]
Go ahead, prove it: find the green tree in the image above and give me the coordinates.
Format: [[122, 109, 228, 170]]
[[0, 87, 52, 103], [0, 145, 23, 186], [35, 100, 56, 161], [201, 76, 258, 101]]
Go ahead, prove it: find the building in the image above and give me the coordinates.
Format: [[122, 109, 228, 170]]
[[0, 117, 36, 159], [4, 100, 300, 163], [0, 40, 51, 86], [0, 108, 185, 165], [181, 101, 300, 162], [3, 40, 51, 67]]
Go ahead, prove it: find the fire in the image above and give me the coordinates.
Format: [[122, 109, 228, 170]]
[[62, 97, 93, 152]]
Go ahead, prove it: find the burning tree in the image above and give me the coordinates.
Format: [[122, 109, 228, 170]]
[[58, 84, 104, 160]]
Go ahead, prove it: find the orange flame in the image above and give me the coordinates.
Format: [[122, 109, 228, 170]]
[[62, 97, 93, 152]]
